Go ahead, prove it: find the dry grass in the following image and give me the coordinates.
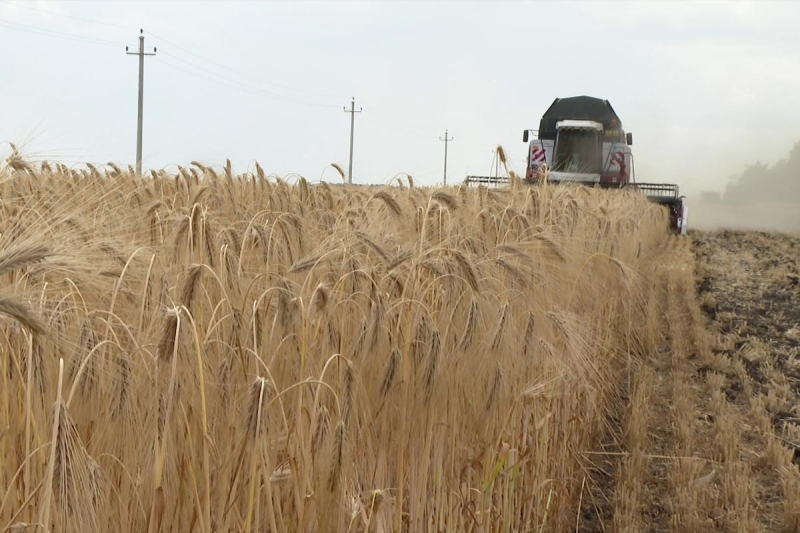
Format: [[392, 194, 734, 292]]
[[0, 156, 676, 532], [575, 227, 800, 532], [692, 230, 800, 532]]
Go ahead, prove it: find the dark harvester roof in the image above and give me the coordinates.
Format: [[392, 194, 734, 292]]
[[538, 96, 623, 140]]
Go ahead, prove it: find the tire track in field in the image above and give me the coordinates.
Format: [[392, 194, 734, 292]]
[[693, 230, 800, 531], [579, 235, 680, 532], [581, 230, 800, 532]]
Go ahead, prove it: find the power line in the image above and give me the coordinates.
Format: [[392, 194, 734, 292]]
[[369, 109, 438, 139], [361, 115, 437, 140], [126, 29, 156, 175], [1, 5, 456, 176], [0, 0, 139, 30], [1, 0, 348, 101], [157, 58, 261, 94], [157, 58, 336, 108], [0, 16, 126, 47], [156, 57, 341, 109], [2, 16, 388, 130], [157, 49, 340, 108], [0, 9, 342, 109], [146, 30, 348, 101]]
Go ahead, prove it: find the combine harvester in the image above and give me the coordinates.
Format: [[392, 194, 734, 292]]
[[466, 96, 688, 234]]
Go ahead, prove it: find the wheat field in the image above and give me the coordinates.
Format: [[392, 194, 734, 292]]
[[0, 155, 682, 532]]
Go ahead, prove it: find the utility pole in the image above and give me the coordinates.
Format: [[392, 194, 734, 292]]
[[439, 129, 453, 186], [126, 29, 156, 176], [343, 97, 361, 185]]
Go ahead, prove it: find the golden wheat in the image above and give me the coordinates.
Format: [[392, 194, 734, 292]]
[[0, 156, 676, 532]]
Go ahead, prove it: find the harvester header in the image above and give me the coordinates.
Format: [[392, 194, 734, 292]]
[[465, 95, 688, 234]]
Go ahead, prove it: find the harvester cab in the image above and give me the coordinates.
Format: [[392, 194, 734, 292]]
[[550, 120, 604, 178], [523, 96, 633, 187]]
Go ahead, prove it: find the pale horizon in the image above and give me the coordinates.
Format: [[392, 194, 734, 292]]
[[3, 0, 800, 197]]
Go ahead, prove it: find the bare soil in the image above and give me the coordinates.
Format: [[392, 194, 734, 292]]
[[581, 229, 800, 532], [694, 230, 800, 464]]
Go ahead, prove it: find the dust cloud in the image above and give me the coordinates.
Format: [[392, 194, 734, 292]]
[[688, 201, 800, 233], [687, 141, 800, 234]]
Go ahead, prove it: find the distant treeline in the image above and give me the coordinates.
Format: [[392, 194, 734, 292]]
[[719, 141, 800, 204]]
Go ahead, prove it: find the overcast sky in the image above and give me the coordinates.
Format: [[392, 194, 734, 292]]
[[2, 0, 800, 194]]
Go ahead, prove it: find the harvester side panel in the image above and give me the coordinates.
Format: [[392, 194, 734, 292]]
[[527, 139, 554, 180], [600, 141, 632, 185]]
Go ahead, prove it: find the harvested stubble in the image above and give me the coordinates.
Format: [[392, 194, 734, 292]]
[[0, 160, 672, 532]]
